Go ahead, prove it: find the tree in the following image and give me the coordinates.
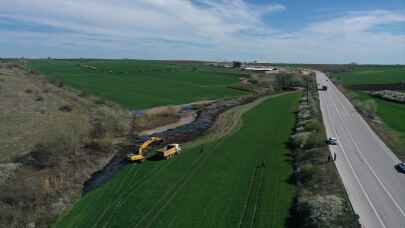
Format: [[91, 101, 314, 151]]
[[275, 73, 294, 90], [232, 61, 242, 68]]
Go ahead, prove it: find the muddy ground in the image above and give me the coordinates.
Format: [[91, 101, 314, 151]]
[[82, 92, 267, 194]]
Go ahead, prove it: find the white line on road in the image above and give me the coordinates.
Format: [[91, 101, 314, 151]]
[[332, 84, 400, 163], [330, 87, 405, 219], [322, 89, 386, 228]]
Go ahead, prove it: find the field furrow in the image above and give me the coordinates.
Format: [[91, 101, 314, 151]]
[[55, 92, 301, 228]]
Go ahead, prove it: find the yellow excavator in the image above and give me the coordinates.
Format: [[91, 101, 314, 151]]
[[127, 137, 162, 162]]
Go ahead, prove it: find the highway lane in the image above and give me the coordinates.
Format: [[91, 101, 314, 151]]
[[316, 71, 405, 228]]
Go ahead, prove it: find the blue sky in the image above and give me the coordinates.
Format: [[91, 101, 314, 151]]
[[0, 0, 404, 64]]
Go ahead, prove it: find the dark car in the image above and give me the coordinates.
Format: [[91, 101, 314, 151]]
[[395, 162, 405, 173], [326, 137, 337, 145]]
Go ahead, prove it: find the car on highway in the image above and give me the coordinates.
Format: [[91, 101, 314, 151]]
[[395, 162, 405, 173], [326, 137, 337, 145]]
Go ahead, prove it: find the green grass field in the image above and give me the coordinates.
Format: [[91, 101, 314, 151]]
[[335, 67, 405, 85], [28, 60, 245, 109], [55, 92, 301, 228], [354, 92, 405, 156]]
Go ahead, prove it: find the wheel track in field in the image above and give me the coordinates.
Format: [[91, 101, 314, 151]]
[[91, 160, 175, 228], [133, 94, 286, 228], [69, 167, 142, 228], [92, 167, 142, 228], [238, 164, 258, 227], [250, 167, 265, 228], [91, 94, 256, 228], [92, 93, 294, 228], [238, 161, 265, 228], [132, 138, 227, 228]]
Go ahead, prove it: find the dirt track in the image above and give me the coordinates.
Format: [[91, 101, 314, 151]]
[[139, 110, 197, 136]]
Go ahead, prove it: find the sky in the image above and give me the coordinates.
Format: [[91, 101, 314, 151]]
[[0, 0, 405, 64]]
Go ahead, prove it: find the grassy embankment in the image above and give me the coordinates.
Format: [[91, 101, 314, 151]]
[[348, 91, 405, 159], [55, 92, 301, 228], [27, 59, 246, 109], [333, 67, 405, 159]]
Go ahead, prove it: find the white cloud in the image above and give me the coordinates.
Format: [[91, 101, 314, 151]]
[[0, 0, 282, 45], [307, 10, 405, 35], [0, 1, 404, 64]]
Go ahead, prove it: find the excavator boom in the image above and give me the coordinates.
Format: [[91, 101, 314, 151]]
[[127, 137, 162, 162]]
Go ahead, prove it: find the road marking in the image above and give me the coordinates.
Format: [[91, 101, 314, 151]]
[[319, 84, 386, 228], [329, 84, 405, 219], [321, 73, 397, 163], [330, 81, 400, 164]]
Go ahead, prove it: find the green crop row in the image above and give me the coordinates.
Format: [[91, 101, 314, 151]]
[[27, 59, 246, 109], [334, 67, 405, 85]]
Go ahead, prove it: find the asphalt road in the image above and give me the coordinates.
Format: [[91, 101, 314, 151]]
[[316, 71, 405, 228]]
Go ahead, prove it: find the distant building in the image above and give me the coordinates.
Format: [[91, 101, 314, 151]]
[[242, 66, 277, 72]]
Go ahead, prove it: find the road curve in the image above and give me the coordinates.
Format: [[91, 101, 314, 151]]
[[316, 71, 405, 228]]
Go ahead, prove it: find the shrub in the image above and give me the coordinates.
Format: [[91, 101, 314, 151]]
[[78, 91, 88, 97], [362, 99, 378, 117], [299, 164, 317, 184], [22, 129, 79, 168], [85, 138, 113, 153], [296, 148, 323, 163], [354, 99, 378, 119], [59, 105, 73, 112], [90, 121, 107, 139], [289, 132, 310, 149], [94, 98, 107, 105], [17, 118, 85, 168], [303, 132, 324, 149], [304, 119, 322, 132], [35, 96, 44, 102], [30, 70, 40, 75]]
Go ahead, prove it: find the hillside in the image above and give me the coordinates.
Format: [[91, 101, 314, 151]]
[[0, 62, 131, 227]]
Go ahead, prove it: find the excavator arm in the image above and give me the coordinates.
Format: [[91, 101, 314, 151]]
[[138, 137, 161, 155], [128, 137, 162, 162]]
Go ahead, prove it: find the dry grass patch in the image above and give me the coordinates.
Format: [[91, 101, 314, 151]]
[[131, 106, 180, 132], [0, 62, 131, 228]]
